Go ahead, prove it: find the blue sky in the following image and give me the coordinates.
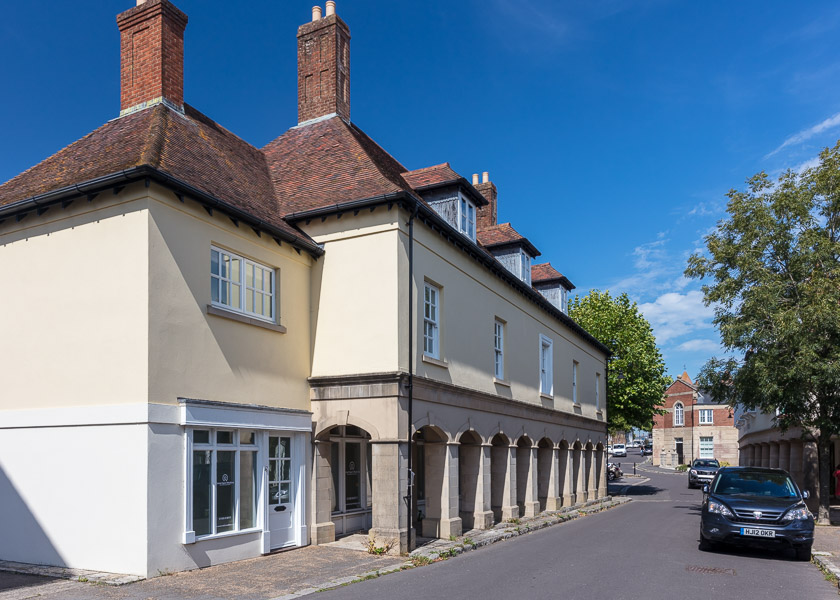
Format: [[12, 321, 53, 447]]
[[3, 0, 840, 379]]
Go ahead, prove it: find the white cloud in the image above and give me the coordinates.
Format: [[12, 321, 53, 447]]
[[674, 339, 720, 353], [767, 111, 840, 157], [793, 156, 821, 174], [638, 290, 715, 344]]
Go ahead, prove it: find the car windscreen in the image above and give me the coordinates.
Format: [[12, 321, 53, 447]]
[[712, 472, 798, 498], [693, 460, 719, 468]]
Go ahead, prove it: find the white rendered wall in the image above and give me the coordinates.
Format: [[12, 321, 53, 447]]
[[0, 423, 148, 576]]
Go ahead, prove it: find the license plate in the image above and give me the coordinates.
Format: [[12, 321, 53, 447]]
[[740, 527, 776, 538]]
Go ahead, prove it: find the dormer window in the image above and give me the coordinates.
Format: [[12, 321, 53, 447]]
[[560, 287, 568, 313], [520, 249, 531, 285], [458, 194, 476, 241]]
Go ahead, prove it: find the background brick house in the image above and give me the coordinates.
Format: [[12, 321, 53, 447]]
[[652, 372, 739, 467]]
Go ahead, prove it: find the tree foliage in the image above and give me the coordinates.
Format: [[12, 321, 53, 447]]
[[569, 290, 670, 434], [687, 142, 840, 523]]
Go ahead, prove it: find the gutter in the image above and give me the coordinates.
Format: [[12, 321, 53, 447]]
[[0, 166, 324, 258]]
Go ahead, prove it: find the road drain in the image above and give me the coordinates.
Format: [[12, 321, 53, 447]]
[[685, 565, 737, 576]]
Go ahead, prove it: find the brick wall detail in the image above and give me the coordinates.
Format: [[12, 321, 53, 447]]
[[297, 14, 351, 123], [117, 0, 188, 113]]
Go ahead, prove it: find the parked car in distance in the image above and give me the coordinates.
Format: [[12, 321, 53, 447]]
[[607, 444, 613, 455], [612, 444, 627, 457], [630, 440, 641, 448], [688, 458, 720, 488], [699, 467, 814, 561], [642, 443, 652, 456]]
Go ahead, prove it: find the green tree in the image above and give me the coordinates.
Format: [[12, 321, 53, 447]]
[[569, 290, 670, 434], [686, 142, 840, 524]]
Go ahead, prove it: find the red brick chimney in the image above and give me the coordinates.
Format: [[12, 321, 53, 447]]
[[297, 2, 351, 124], [117, 0, 188, 115], [474, 171, 498, 230]]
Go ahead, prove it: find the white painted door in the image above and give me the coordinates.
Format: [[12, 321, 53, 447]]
[[268, 434, 295, 549]]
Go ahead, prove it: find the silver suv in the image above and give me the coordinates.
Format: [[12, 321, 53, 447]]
[[688, 458, 720, 488]]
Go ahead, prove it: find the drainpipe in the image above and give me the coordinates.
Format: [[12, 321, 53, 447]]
[[405, 202, 419, 532]]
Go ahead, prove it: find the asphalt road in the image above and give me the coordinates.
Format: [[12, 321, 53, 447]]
[[312, 461, 838, 600]]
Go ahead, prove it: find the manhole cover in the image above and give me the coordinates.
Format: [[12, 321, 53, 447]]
[[685, 565, 736, 576]]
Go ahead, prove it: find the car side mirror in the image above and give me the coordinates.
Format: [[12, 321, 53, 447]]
[[702, 484, 709, 494], [802, 490, 810, 499]]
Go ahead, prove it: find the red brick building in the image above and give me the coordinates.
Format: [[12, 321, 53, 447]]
[[652, 372, 738, 467]]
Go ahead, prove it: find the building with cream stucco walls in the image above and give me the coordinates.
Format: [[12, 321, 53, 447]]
[[652, 372, 738, 468], [0, 0, 608, 577]]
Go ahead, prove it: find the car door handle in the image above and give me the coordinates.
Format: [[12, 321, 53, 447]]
[[274, 505, 287, 512]]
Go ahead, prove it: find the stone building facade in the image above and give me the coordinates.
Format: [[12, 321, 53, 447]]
[[652, 372, 738, 467]]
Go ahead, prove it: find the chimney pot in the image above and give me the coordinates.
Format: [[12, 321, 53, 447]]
[[482, 172, 489, 184], [472, 173, 479, 185], [325, 1, 336, 16], [312, 6, 322, 20]]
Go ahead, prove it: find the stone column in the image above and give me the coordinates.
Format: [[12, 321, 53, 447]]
[[561, 446, 574, 506], [769, 442, 780, 469], [521, 445, 540, 517], [311, 439, 336, 545], [597, 448, 607, 499], [778, 441, 791, 473], [586, 447, 596, 501], [474, 444, 494, 528], [370, 441, 411, 554], [501, 445, 519, 520], [760, 443, 770, 468], [739, 445, 749, 466], [545, 446, 563, 511], [576, 447, 587, 503], [803, 441, 819, 510], [789, 440, 804, 485], [441, 443, 462, 537]]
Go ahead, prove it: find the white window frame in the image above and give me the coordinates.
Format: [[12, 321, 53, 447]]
[[423, 283, 440, 359], [211, 246, 276, 322], [595, 372, 601, 411], [572, 360, 579, 404], [560, 287, 568, 313], [674, 402, 684, 426], [699, 409, 713, 424], [699, 436, 714, 459], [520, 249, 532, 285], [539, 334, 553, 396], [494, 319, 505, 379], [187, 428, 261, 542], [458, 194, 476, 241]]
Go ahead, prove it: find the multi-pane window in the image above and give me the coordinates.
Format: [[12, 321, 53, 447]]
[[595, 373, 601, 411], [211, 247, 275, 321], [494, 320, 504, 379], [539, 335, 553, 395], [423, 283, 440, 358], [192, 429, 259, 538], [268, 436, 292, 508], [699, 409, 713, 424], [699, 436, 714, 458], [458, 195, 476, 241], [560, 288, 568, 313], [521, 250, 532, 285], [572, 360, 579, 403], [674, 402, 684, 426]]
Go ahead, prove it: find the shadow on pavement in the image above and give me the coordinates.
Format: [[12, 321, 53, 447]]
[[621, 484, 663, 497], [696, 540, 801, 563], [0, 572, 57, 593]]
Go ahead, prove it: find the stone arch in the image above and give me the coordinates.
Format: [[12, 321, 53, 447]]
[[412, 414, 453, 442], [315, 415, 381, 441], [458, 429, 490, 530], [414, 425, 459, 538], [594, 442, 606, 499], [584, 441, 595, 500], [558, 439, 571, 507]]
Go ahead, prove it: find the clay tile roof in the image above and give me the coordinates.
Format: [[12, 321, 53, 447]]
[[402, 163, 460, 189], [0, 103, 311, 245], [476, 222, 540, 257], [531, 262, 575, 290], [263, 116, 420, 214]]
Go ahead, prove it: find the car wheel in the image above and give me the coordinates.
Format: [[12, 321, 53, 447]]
[[687, 482, 693, 489], [699, 533, 715, 552], [794, 545, 812, 562]]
